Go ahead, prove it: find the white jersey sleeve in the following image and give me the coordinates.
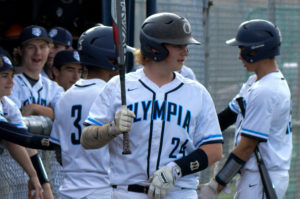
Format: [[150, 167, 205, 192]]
[[0, 96, 27, 128]]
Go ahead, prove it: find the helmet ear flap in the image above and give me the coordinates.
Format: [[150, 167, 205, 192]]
[[140, 31, 169, 62]]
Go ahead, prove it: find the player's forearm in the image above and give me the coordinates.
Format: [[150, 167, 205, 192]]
[[200, 143, 223, 166], [81, 124, 115, 149], [232, 136, 259, 161], [4, 141, 37, 178], [23, 104, 54, 120]]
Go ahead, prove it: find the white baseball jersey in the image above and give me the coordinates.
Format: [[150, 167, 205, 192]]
[[40, 68, 50, 79], [179, 65, 196, 80], [50, 78, 110, 198], [85, 69, 223, 189], [0, 96, 26, 128], [8, 73, 64, 110], [229, 71, 292, 171]]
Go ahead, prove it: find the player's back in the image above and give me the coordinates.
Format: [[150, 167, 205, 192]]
[[50, 78, 110, 197]]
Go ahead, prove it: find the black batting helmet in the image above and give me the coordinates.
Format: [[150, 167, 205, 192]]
[[226, 19, 281, 63], [77, 25, 118, 70], [140, 12, 200, 62]]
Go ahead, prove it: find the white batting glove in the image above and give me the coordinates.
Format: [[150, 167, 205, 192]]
[[109, 106, 136, 136], [148, 162, 181, 199], [197, 179, 219, 199]]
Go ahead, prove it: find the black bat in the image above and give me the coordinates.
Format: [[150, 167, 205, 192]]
[[255, 147, 278, 199], [111, 0, 131, 154]]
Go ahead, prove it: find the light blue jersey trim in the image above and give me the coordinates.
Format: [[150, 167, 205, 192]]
[[196, 134, 223, 147], [241, 128, 268, 137], [87, 118, 103, 126], [50, 136, 60, 144]]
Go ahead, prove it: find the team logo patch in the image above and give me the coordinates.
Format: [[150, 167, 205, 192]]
[[32, 27, 42, 37], [183, 20, 192, 34], [73, 51, 80, 61], [49, 28, 58, 38], [190, 160, 200, 171]]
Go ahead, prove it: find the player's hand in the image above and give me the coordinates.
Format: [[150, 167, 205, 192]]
[[197, 179, 219, 199], [109, 107, 135, 136], [28, 175, 43, 199], [148, 164, 177, 199]]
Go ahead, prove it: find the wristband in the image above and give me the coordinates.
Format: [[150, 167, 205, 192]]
[[30, 154, 49, 185], [215, 153, 245, 186], [174, 148, 208, 176]]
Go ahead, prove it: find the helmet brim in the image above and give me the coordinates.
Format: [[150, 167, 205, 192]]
[[225, 38, 240, 46], [165, 37, 201, 46]]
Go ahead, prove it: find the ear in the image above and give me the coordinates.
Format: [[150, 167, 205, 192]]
[[52, 67, 60, 79]]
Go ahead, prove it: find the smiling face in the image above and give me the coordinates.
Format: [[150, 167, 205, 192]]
[[53, 63, 83, 90], [21, 39, 50, 74], [164, 44, 188, 72], [0, 69, 14, 98]]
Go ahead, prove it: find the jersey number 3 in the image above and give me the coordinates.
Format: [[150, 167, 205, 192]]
[[71, 105, 82, 145]]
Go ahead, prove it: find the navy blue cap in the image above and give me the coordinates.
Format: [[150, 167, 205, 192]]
[[0, 55, 14, 72], [19, 25, 51, 45], [53, 50, 80, 68], [48, 27, 73, 47]]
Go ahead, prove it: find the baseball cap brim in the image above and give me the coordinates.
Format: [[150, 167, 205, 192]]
[[22, 37, 52, 45]]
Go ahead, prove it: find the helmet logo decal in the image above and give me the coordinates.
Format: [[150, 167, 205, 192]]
[[251, 44, 265, 49], [183, 21, 192, 34], [32, 27, 42, 37], [49, 29, 58, 38], [73, 51, 80, 61]]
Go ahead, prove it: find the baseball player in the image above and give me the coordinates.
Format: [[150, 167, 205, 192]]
[[42, 26, 73, 79], [50, 25, 119, 199], [81, 12, 223, 199], [0, 54, 44, 199], [8, 24, 65, 199], [52, 49, 83, 90], [197, 19, 292, 199]]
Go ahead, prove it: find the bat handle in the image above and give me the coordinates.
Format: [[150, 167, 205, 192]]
[[122, 132, 131, 154]]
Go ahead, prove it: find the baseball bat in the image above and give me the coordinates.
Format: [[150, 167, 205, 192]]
[[255, 147, 278, 199], [111, 0, 131, 154]]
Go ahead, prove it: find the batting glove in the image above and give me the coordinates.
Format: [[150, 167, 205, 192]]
[[197, 179, 219, 199], [109, 106, 136, 136], [148, 162, 182, 199]]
